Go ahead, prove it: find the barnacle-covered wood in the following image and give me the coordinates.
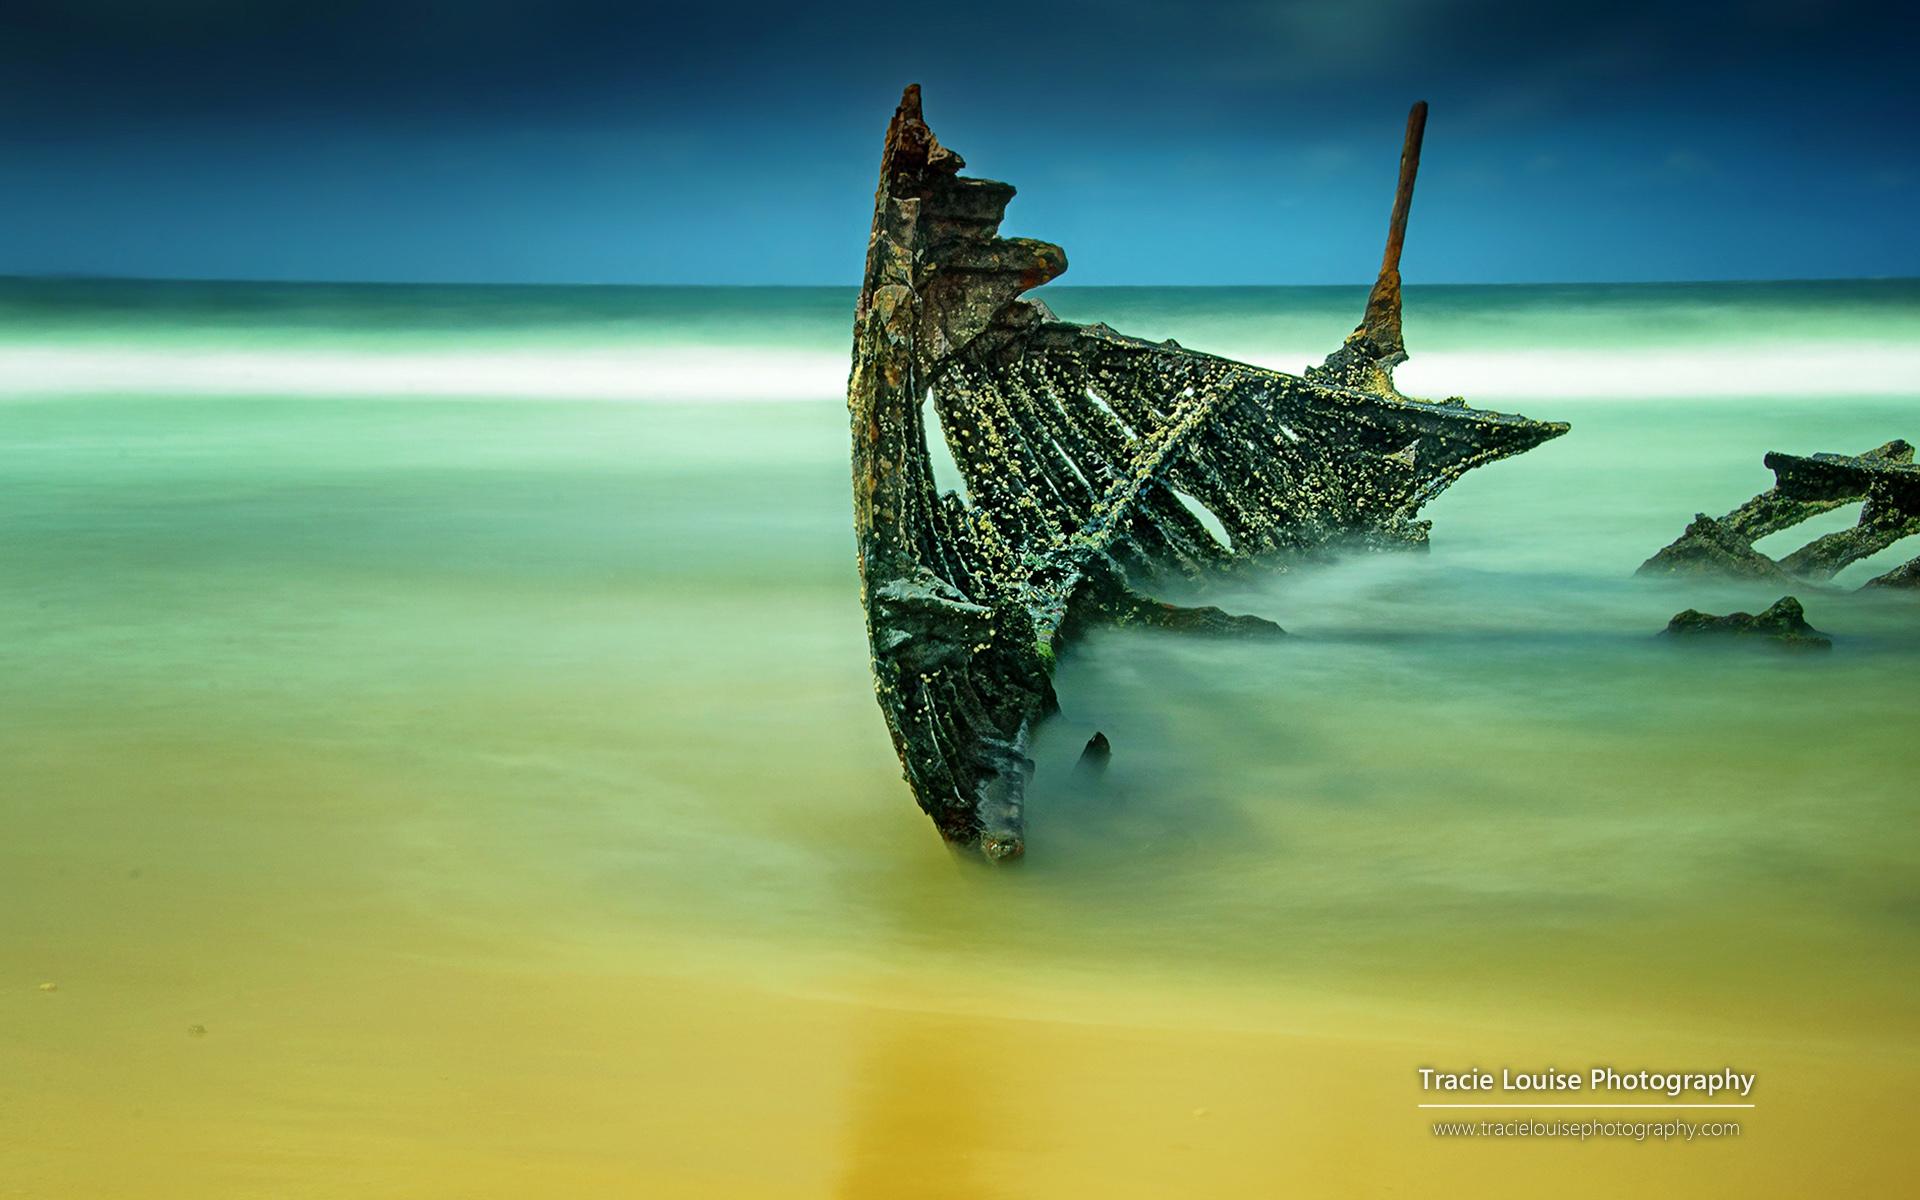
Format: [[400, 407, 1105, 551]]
[[849, 86, 1568, 861], [1638, 440, 1920, 589]]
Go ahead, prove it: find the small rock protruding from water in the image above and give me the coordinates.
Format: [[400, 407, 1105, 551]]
[[1076, 731, 1112, 778], [1662, 595, 1831, 650]]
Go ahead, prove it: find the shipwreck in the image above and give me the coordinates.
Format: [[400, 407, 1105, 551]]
[[1639, 440, 1920, 589], [847, 87, 1568, 860]]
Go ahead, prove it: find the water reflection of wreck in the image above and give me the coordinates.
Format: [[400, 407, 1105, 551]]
[[847, 87, 1567, 860]]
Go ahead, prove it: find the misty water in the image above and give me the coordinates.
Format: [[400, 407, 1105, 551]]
[[2, 279, 1916, 1196]]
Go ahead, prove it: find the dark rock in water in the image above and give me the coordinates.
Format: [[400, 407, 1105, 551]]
[[1076, 731, 1112, 777], [849, 86, 1567, 861], [1638, 441, 1920, 590], [1662, 596, 1831, 650]]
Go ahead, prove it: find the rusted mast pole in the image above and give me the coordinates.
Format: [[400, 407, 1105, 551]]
[[1355, 101, 1428, 364]]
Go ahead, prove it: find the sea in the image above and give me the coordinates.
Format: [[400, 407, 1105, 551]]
[[2, 277, 1916, 1196]]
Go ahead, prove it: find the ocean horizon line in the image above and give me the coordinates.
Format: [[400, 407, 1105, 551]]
[[5, 273, 1918, 291]]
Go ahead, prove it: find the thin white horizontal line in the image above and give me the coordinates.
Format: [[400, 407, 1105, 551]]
[[1418, 1103, 1755, 1109]]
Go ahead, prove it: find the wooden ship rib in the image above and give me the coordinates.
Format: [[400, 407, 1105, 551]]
[[847, 87, 1568, 860], [1639, 440, 1920, 587]]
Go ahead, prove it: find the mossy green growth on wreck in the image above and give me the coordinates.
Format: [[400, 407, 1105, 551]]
[[847, 86, 1567, 860]]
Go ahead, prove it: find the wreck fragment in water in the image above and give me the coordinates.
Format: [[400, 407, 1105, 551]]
[[847, 86, 1568, 860], [1639, 440, 1920, 589]]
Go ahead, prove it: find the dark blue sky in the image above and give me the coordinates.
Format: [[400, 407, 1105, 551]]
[[3, 0, 1916, 284]]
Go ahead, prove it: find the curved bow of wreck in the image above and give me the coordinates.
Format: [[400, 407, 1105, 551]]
[[848, 86, 1568, 861]]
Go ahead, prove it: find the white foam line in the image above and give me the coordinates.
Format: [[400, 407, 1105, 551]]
[[1228, 341, 1920, 400], [1393, 342, 1920, 400], [0, 345, 851, 403], [2, 339, 1915, 402]]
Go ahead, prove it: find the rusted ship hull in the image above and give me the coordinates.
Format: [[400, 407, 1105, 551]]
[[849, 87, 1568, 860]]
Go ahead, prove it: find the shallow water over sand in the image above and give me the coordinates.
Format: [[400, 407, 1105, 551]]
[[2, 280, 1916, 1196]]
